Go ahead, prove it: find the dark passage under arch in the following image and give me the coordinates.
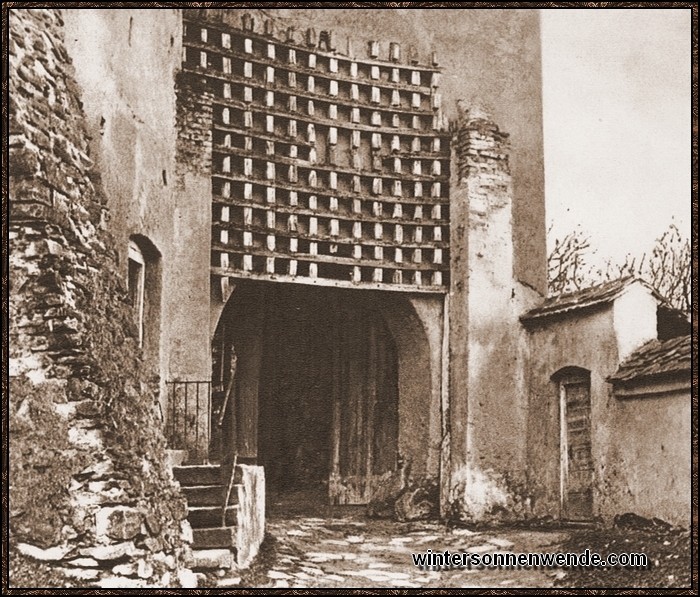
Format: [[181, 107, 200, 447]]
[[212, 281, 403, 505]]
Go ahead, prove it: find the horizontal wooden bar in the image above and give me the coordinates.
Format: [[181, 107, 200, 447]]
[[208, 91, 442, 135], [213, 221, 449, 250], [185, 39, 437, 99], [213, 146, 450, 173], [212, 173, 448, 205], [212, 244, 449, 271], [212, 144, 449, 183], [210, 267, 448, 293], [212, 122, 313, 147], [182, 67, 449, 139], [213, 195, 448, 225]]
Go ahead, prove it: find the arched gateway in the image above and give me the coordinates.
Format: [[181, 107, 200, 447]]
[[168, 9, 540, 522], [210, 281, 439, 505]]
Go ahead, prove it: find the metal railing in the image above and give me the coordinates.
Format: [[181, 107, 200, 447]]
[[165, 380, 211, 462]]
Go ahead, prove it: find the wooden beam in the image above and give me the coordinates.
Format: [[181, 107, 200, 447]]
[[210, 267, 448, 294], [331, 295, 342, 484], [365, 319, 378, 500]]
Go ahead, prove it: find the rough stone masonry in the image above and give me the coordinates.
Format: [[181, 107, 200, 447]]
[[8, 8, 197, 588]]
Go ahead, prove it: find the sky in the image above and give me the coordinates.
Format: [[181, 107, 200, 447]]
[[540, 9, 692, 267]]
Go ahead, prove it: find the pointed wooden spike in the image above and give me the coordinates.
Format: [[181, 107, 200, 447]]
[[390, 42, 401, 62], [306, 27, 317, 47], [241, 13, 254, 32]]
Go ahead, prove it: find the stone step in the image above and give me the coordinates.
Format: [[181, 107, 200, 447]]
[[193, 526, 237, 550], [188, 505, 239, 528], [191, 548, 234, 570], [173, 464, 222, 486], [183, 484, 241, 507], [166, 449, 188, 467]]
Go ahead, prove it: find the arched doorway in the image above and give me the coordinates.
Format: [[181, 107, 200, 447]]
[[210, 280, 439, 505], [552, 366, 593, 521]]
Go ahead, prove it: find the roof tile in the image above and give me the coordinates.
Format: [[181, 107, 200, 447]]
[[609, 335, 691, 383], [521, 277, 637, 322]]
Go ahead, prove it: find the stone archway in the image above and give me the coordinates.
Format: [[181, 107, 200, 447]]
[[210, 280, 443, 505]]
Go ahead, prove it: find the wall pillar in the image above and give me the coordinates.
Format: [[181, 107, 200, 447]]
[[448, 106, 539, 522]]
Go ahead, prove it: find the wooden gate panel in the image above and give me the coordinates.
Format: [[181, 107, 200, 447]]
[[562, 379, 593, 520]]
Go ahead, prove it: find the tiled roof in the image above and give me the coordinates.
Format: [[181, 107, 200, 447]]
[[521, 277, 642, 322], [609, 335, 692, 383]]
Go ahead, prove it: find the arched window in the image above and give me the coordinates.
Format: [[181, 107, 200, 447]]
[[127, 236, 161, 361], [128, 240, 146, 347]]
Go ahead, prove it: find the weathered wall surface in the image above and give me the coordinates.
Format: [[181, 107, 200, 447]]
[[448, 110, 538, 523], [405, 296, 445, 478], [612, 284, 660, 362], [524, 288, 687, 527], [9, 8, 196, 588], [525, 307, 619, 518], [236, 465, 266, 568], [62, 9, 212, 387], [601, 390, 691, 528]]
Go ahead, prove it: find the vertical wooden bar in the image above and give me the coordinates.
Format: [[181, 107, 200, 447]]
[[330, 294, 342, 500], [352, 314, 364, 494], [365, 319, 378, 501], [219, 320, 226, 386], [196, 381, 200, 459], [231, 361, 238, 462], [207, 382, 212, 465], [559, 382, 568, 519], [184, 382, 189, 458], [170, 383, 175, 448], [439, 292, 451, 516]]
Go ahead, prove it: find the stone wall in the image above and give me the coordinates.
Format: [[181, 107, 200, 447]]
[[602, 387, 691, 528], [447, 108, 539, 523], [9, 8, 196, 588], [522, 286, 689, 527]]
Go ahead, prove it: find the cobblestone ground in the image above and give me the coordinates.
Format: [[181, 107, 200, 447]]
[[224, 491, 570, 589], [259, 514, 569, 589], [210, 491, 691, 590]]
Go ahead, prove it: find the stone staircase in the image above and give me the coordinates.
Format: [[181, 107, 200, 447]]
[[173, 463, 241, 571]]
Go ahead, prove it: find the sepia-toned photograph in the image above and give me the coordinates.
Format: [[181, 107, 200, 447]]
[[4, 4, 694, 590]]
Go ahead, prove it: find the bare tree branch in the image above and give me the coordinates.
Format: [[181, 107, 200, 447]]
[[548, 222, 690, 314]]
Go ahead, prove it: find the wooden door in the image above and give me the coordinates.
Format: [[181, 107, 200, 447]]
[[329, 303, 399, 505], [560, 375, 594, 520]]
